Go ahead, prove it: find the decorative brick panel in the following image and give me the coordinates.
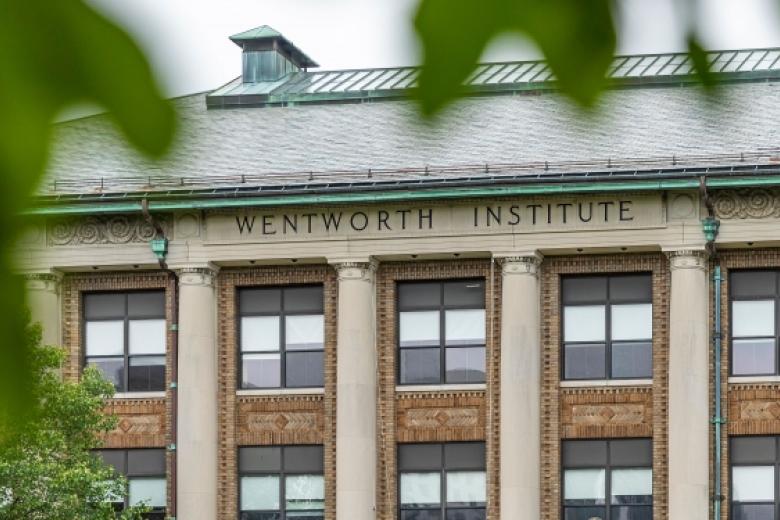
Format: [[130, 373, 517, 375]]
[[376, 260, 500, 520], [217, 266, 337, 520], [102, 398, 167, 448], [541, 254, 669, 520], [61, 271, 175, 512], [237, 394, 325, 445], [396, 391, 486, 443], [561, 387, 653, 438]]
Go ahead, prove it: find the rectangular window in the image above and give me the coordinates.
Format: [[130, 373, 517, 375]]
[[398, 442, 486, 520], [84, 291, 166, 392], [562, 274, 653, 380], [731, 436, 780, 520], [239, 445, 324, 520], [95, 448, 166, 519], [562, 439, 652, 520], [731, 270, 780, 376], [398, 280, 486, 385], [239, 285, 324, 389]]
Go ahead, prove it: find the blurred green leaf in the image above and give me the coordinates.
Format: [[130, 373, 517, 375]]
[[687, 35, 718, 91], [0, 0, 175, 436], [413, 0, 617, 116]]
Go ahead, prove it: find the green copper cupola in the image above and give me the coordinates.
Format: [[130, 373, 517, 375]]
[[229, 25, 318, 83]]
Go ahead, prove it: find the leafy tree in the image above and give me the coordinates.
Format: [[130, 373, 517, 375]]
[[0, 0, 176, 433], [0, 320, 148, 519]]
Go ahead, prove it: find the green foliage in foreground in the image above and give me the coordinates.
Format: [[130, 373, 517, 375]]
[[0, 0, 175, 434], [413, 0, 715, 116], [0, 322, 147, 519]]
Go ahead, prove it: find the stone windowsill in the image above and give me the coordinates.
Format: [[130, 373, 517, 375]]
[[395, 383, 487, 393], [111, 391, 166, 399], [728, 375, 780, 384], [559, 379, 653, 388], [236, 388, 326, 397]]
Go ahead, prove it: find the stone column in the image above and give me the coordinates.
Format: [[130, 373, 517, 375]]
[[333, 261, 377, 520], [667, 249, 709, 520], [176, 266, 219, 520], [498, 255, 542, 520], [24, 271, 63, 347]]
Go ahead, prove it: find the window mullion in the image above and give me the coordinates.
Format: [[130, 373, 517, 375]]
[[281, 289, 286, 388], [124, 295, 130, 393]]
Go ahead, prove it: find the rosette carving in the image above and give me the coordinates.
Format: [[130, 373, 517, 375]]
[[47, 215, 170, 246], [713, 189, 780, 219]]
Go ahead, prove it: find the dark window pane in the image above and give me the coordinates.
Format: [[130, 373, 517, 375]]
[[563, 440, 608, 467], [564, 343, 606, 380], [400, 348, 440, 384], [239, 447, 281, 472], [240, 288, 282, 314], [610, 440, 652, 467], [128, 356, 165, 392], [732, 437, 776, 464], [563, 507, 606, 520], [284, 286, 324, 313], [445, 347, 485, 384], [239, 513, 282, 520], [127, 449, 165, 476], [84, 293, 125, 319], [732, 339, 776, 376], [399, 282, 442, 310], [286, 351, 324, 388], [127, 292, 165, 318], [284, 446, 324, 473], [732, 271, 777, 298], [400, 510, 442, 520], [399, 444, 442, 471], [142, 511, 166, 520], [443, 280, 484, 308], [732, 504, 775, 520], [611, 342, 652, 379], [562, 277, 607, 304], [286, 514, 323, 520], [445, 508, 486, 520], [87, 357, 124, 391], [610, 505, 653, 520], [444, 443, 485, 470], [97, 450, 126, 475], [242, 354, 281, 388], [609, 275, 652, 302]]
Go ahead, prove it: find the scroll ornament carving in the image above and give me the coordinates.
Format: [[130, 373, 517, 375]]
[[712, 189, 780, 219], [47, 215, 170, 246]]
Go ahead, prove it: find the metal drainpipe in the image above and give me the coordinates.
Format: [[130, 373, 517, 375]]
[[142, 200, 178, 520], [701, 179, 724, 520]]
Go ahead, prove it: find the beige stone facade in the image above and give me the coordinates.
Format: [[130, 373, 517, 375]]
[[19, 188, 780, 519]]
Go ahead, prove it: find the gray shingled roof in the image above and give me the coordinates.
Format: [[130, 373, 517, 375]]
[[46, 71, 780, 196]]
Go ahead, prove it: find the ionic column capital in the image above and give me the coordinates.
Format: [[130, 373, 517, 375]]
[[665, 249, 708, 271], [175, 264, 220, 287], [331, 260, 378, 282], [23, 270, 63, 293], [496, 253, 543, 276]]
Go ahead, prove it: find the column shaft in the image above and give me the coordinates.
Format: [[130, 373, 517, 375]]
[[667, 250, 709, 520], [24, 272, 62, 347], [499, 256, 541, 519], [176, 267, 219, 520], [334, 262, 377, 520]]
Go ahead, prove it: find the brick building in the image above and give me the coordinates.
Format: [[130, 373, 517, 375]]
[[19, 27, 780, 520]]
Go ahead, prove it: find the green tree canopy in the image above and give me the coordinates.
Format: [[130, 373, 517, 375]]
[[0, 321, 148, 519]]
